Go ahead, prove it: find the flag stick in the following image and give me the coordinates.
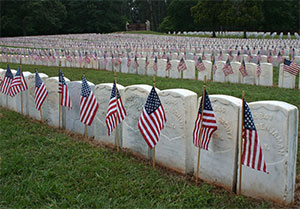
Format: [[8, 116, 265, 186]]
[[20, 57, 23, 114], [196, 75, 206, 185], [84, 124, 88, 138], [6, 62, 8, 108], [152, 74, 156, 168], [58, 61, 62, 129], [114, 70, 120, 152], [40, 109, 43, 122], [238, 91, 245, 195]]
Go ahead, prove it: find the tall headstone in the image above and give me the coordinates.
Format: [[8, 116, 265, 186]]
[[169, 60, 181, 79], [198, 60, 212, 81], [257, 63, 273, 86], [239, 101, 298, 205], [122, 85, 154, 159], [242, 63, 256, 85], [194, 95, 241, 191], [93, 83, 125, 146], [183, 60, 196, 79], [228, 62, 240, 83], [65, 80, 96, 136], [16, 71, 32, 115], [213, 61, 226, 83], [156, 89, 197, 173], [278, 64, 296, 89]]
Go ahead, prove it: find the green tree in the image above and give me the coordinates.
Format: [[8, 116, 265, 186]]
[[159, 0, 198, 32]]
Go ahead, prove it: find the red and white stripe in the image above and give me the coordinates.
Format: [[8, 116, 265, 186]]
[[138, 105, 166, 149], [35, 82, 48, 110], [80, 92, 99, 126], [59, 83, 72, 110]]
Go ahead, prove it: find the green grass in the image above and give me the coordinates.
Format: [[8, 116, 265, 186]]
[[0, 62, 299, 207], [0, 107, 273, 208]]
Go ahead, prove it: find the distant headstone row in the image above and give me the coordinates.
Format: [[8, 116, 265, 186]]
[[2, 54, 300, 89], [0, 67, 298, 205]]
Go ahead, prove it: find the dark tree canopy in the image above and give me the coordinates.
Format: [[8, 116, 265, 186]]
[[0, 0, 299, 37]]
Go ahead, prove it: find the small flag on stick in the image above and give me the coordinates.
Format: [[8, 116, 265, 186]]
[[35, 69, 48, 110]]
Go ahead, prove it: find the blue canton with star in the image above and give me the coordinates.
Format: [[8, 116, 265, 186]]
[[144, 87, 161, 115], [35, 69, 43, 88], [243, 100, 256, 130], [59, 69, 66, 85], [5, 65, 13, 79], [15, 67, 21, 77], [110, 81, 121, 100], [198, 90, 213, 114], [81, 76, 91, 98]]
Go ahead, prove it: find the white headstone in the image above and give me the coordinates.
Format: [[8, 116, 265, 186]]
[[213, 61, 226, 83], [183, 60, 196, 79], [65, 80, 96, 136], [157, 59, 167, 78], [157, 89, 197, 173], [43, 77, 70, 127], [278, 64, 295, 89], [27, 73, 49, 120], [137, 58, 146, 75], [242, 63, 256, 85], [93, 83, 125, 146], [169, 60, 181, 79], [122, 84, 155, 159], [257, 63, 273, 86], [15, 71, 32, 115], [121, 58, 129, 74], [228, 62, 240, 83], [198, 60, 212, 81], [239, 101, 298, 205], [195, 95, 241, 191]]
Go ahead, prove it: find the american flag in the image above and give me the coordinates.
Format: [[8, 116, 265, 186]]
[[80, 76, 99, 126], [153, 56, 158, 71], [223, 59, 234, 76], [242, 100, 268, 173], [134, 56, 139, 69], [239, 59, 248, 77], [127, 56, 131, 67], [166, 57, 172, 71], [257, 61, 261, 78], [218, 51, 223, 61], [58, 69, 72, 110], [106, 82, 127, 136], [247, 52, 253, 62], [276, 52, 282, 63], [267, 52, 273, 63], [0, 65, 13, 95], [145, 56, 150, 70], [236, 51, 241, 62], [103, 54, 108, 66], [84, 56, 90, 64], [257, 51, 262, 62], [202, 53, 206, 60], [196, 57, 206, 72], [138, 87, 166, 149], [177, 58, 187, 72], [35, 69, 48, 111], [283, 59, 300, 76], [193, 89, 217, 149], [10, 66, 28, 97], [213, 62, 217, 75]]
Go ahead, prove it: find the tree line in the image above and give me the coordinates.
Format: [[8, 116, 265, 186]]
[[0, 0, 299, 37]]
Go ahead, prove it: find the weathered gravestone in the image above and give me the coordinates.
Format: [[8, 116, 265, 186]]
[[183, 60, 196, 79], [238, 101, 298, 205], [43, 77, 70, 127], [257, 63, 273, 86], [122, 85, 155, 159], [197, 60, 212, 81], [121, 57, 129, 74], [156, 89, 197, 173], [169, 60, 181, 79], [213, 61, 226, 83], [157, 59, 167, 78], [242, 63, 256, 85], [0, 68, 6, 107], [137, 58, 146, 75], [228, 62, 240, 83], [27, 73, 48, 120], [278, 64, 295, 89], [93, 83, 125, 146], [65, 80, 96, 136], [194, 95, 241, 191]]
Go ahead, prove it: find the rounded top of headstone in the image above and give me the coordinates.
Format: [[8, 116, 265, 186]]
[[95, 83, 125, 90], [125, 84, 158, 93], [209, 94, 242, 106], [249, 101, 298, 112], [160, 88, 197, 97]]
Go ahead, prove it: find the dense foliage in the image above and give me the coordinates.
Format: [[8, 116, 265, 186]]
[[0, 0, 299, 37]]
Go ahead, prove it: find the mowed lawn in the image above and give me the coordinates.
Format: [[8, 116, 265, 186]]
[[0, 62, 299, 208]]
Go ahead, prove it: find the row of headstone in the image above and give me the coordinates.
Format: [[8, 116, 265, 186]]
[[0, 68, 298, 205], [4, 54, 300, 89]]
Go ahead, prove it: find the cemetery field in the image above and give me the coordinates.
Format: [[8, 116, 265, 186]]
[[0, 106, 273, 208], [1, 62, 300, 207]]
